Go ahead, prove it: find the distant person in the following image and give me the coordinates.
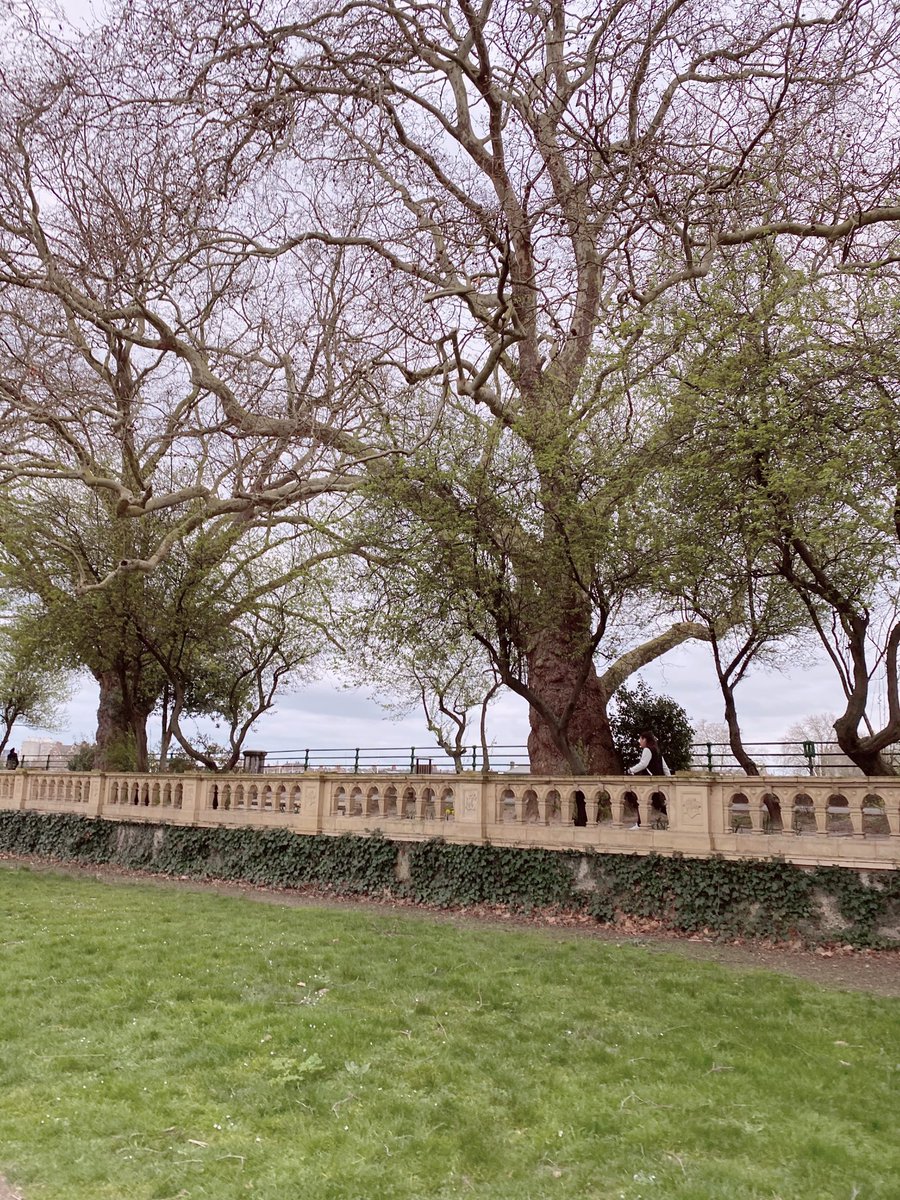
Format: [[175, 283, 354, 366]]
[[6, 747, 19, 770], [625, 731, 670, 828]]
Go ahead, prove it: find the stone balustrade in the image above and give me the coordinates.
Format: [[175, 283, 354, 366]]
[[0, 768, 897, 870]]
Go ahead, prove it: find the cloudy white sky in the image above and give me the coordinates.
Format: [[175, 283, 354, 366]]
[[19, 642, 843, 760]]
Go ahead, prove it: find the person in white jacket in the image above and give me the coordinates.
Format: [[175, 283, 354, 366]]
[[626, 731, 671, 778], [625, 732, 670, 829]]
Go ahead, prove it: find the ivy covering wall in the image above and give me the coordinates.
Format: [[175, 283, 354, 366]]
[[0, 811, 897, 947]]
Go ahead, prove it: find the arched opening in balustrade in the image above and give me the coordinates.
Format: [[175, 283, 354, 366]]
[[151, 782, 161, 807], [276, 784, 287, 813], [109, 781, 120, 805], [546, 789, 563, 824], [384, 785, 398, 818], [730, 792, 752, 832], [131, 782, 140, 806], [38, 778, 47, 802], [74, 780, 83, 804], [421, 787, 436, 819], [621, 790, 640, 827], [364, 787, 380, 816], [46, 778, 56, 802], [248, 785, 259, 810], [62, 779, 72, 801], [141, 782, 150, 806], [500, 788, 517, 822], [863, 793, 889, 835], [401, 786, 416, 818], [173, 782, 183, 809], [596, 790, 612, 823], [290, 785, 302, 813], [826, 793, 851, 835], [572, 789, 588, 827], [233, 784, 244, 810], [262, 784, 274, 811], [762, 792, 783, 832], [349, 787, 364, 817], [333, 785, 347, 815], [825, 787, 854, 835], [649, 790, 668, 830], [210, 784, 219, 810], [793, 792, 817, 834], [440, 787, 455, 820], [522, 789, 539, 823]]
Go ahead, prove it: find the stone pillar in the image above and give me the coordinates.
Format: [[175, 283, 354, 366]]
[[667, 778, 715, 852], [180, 775, 205, 825], [85, 772, 106, 819], [456, 777, 487, 840], [11, 768, 29, 811], [297, 775, 326, 833], [242, 750, 267, 774]]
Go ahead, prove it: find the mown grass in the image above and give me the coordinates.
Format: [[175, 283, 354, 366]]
[[0, 868, 897, 1200]]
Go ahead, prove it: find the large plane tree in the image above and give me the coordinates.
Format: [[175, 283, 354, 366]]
[[3, 0, 900, 771]]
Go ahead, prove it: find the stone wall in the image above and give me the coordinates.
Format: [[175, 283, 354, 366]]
[[0, 767, 897, 870]]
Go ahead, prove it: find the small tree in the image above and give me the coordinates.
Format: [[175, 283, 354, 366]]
[[0, 618, 71, 756], [609, 681, 694, 773]]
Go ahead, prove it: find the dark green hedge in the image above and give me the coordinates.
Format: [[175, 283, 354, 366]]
[[0, 811, 897, 947]]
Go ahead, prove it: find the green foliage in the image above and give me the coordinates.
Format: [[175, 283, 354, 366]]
[[589, 854, 816, 939], [66, 741, 96, 772], [103, 732, 138, 772], [403, 840, 580, 909], [0, 813, 895, 947], [610, 679, 695, 771], [0, 616, 71, 753], [811, 867, 900, 948]]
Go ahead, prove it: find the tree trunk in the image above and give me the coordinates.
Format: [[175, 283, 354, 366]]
[[158, 681, 172, 770], [526, 626, 622, 774], [722, 688, 760, 776], [830, 622, 899, 776], [95, 669, 151, 772], [833, 715, 898, 777]]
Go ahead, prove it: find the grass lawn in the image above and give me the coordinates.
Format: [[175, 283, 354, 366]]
[[0, 868, 897, 1200]]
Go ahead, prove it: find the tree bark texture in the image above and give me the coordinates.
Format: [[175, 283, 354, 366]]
[[525, 625, 622, 775], [95, 669, 151, 772]]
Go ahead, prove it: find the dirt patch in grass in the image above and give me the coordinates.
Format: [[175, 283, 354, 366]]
[[0, 1176, 23, 1200], [2, 853, 898, 998]]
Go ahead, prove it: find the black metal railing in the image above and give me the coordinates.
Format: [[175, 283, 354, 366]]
[[7, 741, 890, 775]]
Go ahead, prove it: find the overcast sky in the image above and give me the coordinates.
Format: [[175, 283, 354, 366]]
[[18, 641, 844, 759]]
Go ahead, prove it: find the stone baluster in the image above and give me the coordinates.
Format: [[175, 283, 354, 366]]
[[847, 795, 864, 836], [807, 792, 824, 834]]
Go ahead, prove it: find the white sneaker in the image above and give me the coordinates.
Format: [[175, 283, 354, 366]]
[[628, 823, 641, 830]]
